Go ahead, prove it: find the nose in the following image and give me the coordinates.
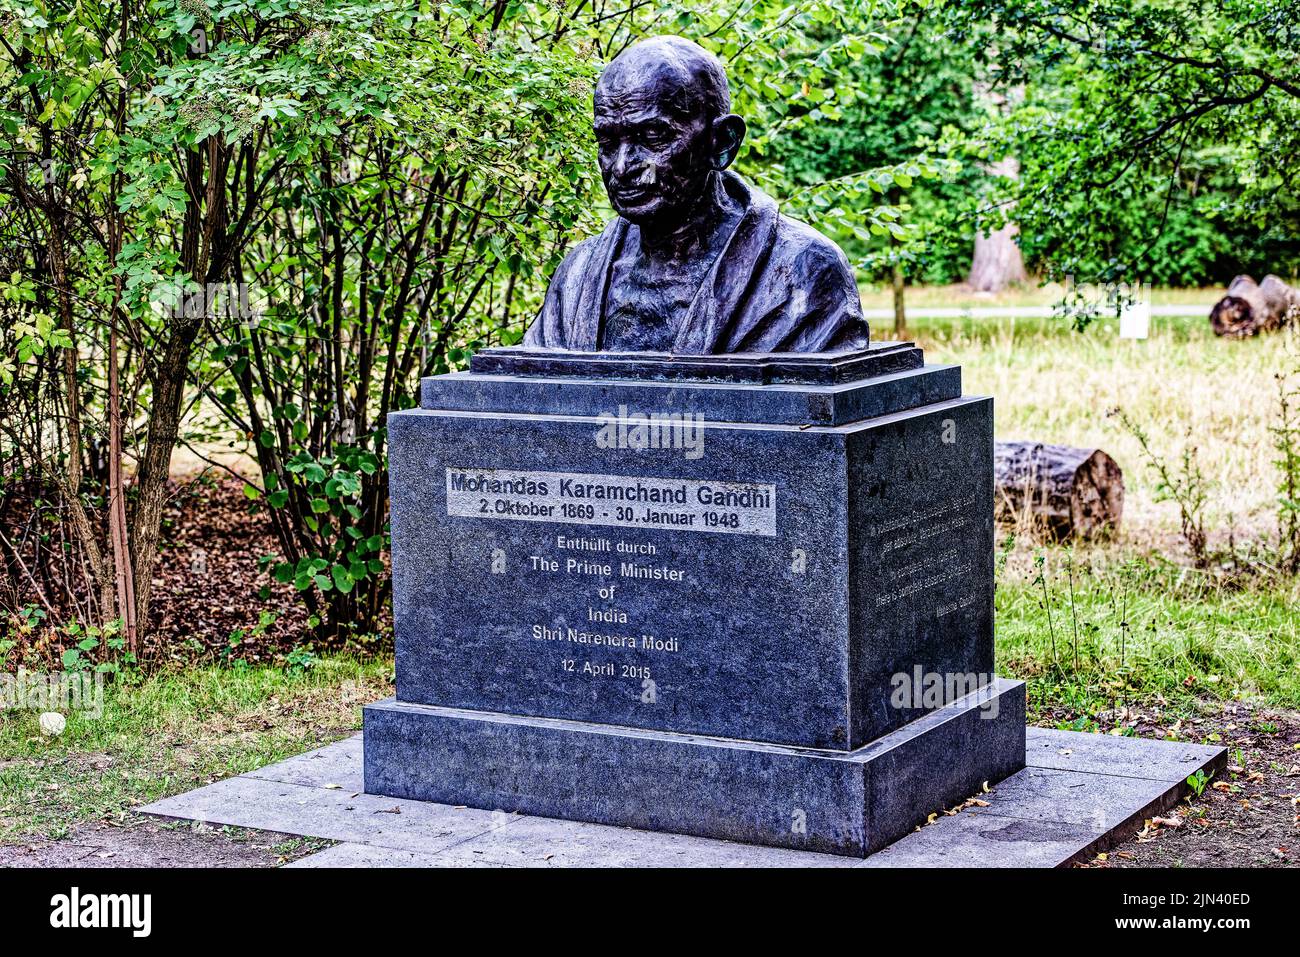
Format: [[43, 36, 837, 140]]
[[610, 142, 636, 179]]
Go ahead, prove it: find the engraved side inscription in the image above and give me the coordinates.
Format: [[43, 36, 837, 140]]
[[872, 493, 978, 609]]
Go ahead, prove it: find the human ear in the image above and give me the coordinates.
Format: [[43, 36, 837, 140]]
[[711, 114, 746, 170]]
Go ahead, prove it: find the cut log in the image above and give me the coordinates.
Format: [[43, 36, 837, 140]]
[[1209, 274, 1299, 337], [994, 441, 1124, 540]]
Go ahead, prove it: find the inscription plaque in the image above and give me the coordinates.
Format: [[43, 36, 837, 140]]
[[445, 467, 777, 536]]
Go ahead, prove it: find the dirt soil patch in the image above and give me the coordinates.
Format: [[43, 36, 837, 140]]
[[0, 818, 332, 868], [1034, 702, 1300, 868], [144, 476, 313, 664], [3, 475, 317, 670]]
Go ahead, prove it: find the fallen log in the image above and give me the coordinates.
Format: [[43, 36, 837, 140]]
[[1209, 274, 1299, 337], [994, 442, 1124, 540]]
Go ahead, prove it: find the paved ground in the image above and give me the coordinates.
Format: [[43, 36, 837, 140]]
[[135, 729, 1224, 867]]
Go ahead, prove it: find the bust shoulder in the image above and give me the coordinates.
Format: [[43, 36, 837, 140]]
[[772, 214, 855, 281], [554, 225, 617, 278], [542, 220, 624, 307]]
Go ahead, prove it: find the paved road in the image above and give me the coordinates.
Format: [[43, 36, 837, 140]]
[[863, 304, 1212, 319]]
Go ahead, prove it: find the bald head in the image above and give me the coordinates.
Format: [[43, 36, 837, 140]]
[[592, 36, 745, 228], [597, 36, 731, 122]]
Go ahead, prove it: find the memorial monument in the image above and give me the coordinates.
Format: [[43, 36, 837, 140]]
[[363, 36, 1025, 857]]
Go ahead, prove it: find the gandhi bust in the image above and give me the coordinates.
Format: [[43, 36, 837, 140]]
[[524, 36, 869, 354]]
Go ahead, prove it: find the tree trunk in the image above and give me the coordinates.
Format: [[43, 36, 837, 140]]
[[994, 441, 1124, 539], [1209, 274, 1299, 337], [107, 298, 137, 650], [889, 185, 907, 337], [892, 261, 907, 337], [967, 157, 1028, 293], [108, 0, 138, 652], [129, 140, 230, 637], [43, 154, 118, 628]]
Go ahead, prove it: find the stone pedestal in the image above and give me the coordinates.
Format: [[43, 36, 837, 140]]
[[364, 343, 1025, 856]]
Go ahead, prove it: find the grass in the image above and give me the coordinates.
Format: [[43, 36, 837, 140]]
[[996, 544, 1300, 719], [898, 300, 1298, 541], [0, 656, 392, 842]]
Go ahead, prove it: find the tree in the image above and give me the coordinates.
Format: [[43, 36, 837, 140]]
[[966, 156, 1028, 292], [764, 6, 986, 314], [943, 0, 1300, 287], [3, 0, 930, 654]]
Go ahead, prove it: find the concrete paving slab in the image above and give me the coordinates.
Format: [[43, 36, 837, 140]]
[[433, 814, 857, 868], [1026, 727, 1224, 782], [244, 735, 364, 791], [860, 813, 1104, 868], [970, 766, 1173, 829], [141, 774, 509, 855], [138, 727, 1225, 867], [284, 843, 460, 868]]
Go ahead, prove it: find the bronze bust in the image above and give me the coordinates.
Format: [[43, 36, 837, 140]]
[[524, 35, 870, 355]]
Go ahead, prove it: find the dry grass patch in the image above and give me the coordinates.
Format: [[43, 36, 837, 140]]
[[910, 310, 1297, 549]]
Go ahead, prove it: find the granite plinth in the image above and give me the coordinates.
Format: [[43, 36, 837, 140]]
[[388, 388, 993, 750], [370, 344, 1019, 854], [421, 364, 961, 427], [363, 679, 1026, 857]]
